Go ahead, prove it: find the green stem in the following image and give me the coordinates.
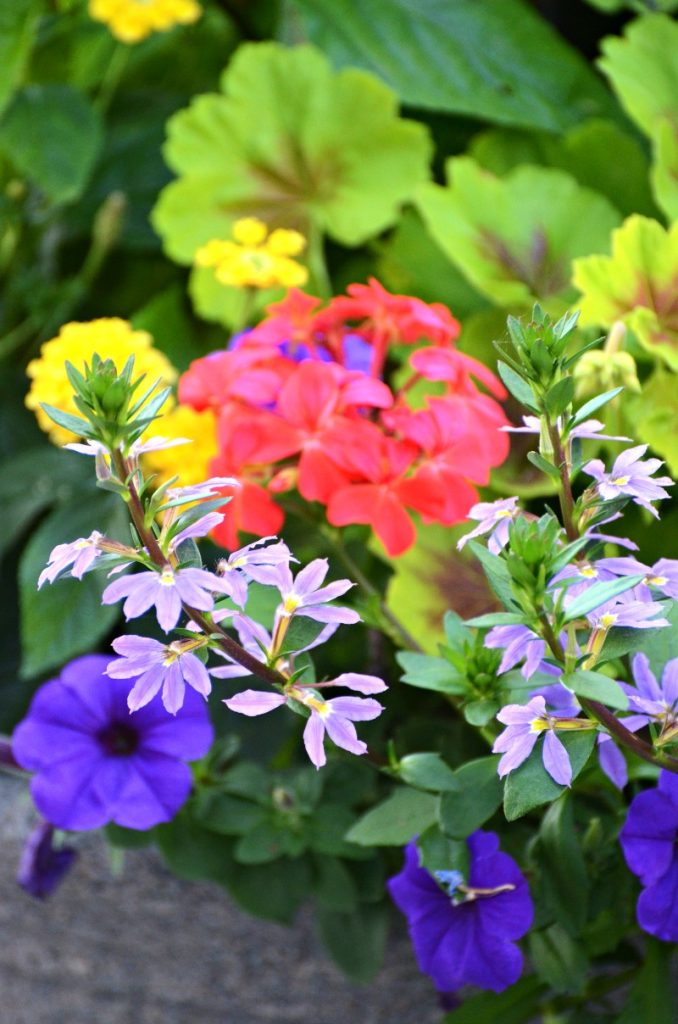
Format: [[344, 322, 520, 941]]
[[306, 221, 331, 298], [95, 43, 130, 115]]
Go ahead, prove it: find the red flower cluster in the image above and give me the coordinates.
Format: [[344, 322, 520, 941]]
[[178, 280, 509, 556]]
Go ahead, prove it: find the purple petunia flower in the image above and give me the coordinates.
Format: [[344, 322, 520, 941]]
[[457, 497, 519, 554], [223, 675, 385, 769], [388, 833, 533, 993], [620, 771, 678, 941], [12, 655, 213, 830], [38, 531, 104, 588], [484, 624, 550, 680], [583, 444, 674, 518], [272, 558, 360, 625], [493, 696, 574, 786], [17, 821, 77, 899], [107, 635, 212, 713], [102, 565, 231, 632]]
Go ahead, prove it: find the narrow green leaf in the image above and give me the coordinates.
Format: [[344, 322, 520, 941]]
[[442, 975, 546, 1024], [39, 403, 94, 437], [544, 376, 575, 418], [562, 574, 645, 621], [570, 386, 624, 427], [497, 361, 539, 410], [465, 612, 526, 628], [526, 450, 561, 482], [529, 924, 589, 992], [467, 541, 516, 608]]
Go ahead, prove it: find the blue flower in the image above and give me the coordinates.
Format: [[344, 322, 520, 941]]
[[388, 831, 533, 993]]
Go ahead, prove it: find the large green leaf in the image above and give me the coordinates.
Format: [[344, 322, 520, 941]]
[[152, 41, 431, 265], [315, 902, 387, 983], [0, 0, 40, 118], [292, 0, 615, 132], [0, 85, 103, 204], [438, 757, 503, 838], [573, 215, 678, 370], [442, 975, 546, 1024], [616, 939, 676, 1024], [19, 490, 128, 678], [417, 157, 621, 307], [345, 787, 438, 846], [630, 370, 678, 476], [537, 796, 589, 936]]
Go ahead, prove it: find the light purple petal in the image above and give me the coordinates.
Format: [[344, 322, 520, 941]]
[[324, 696, 383, 721], [330, 673, 387, 694], [323, 713, 367, 757], [542, 731, 572, 787], [223, 690, 286, 716], [303, 712, 327, 768]]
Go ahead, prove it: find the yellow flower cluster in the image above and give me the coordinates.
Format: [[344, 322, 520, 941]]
[[195, 218, 309, 290], [142, 404, 219, 490], [25, 319, 177, 445], [88, 0, 201, 44]]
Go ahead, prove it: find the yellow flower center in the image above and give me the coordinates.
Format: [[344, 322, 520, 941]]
[[599, 612, 618, 629], [610, 475, 630, 486], [159, 567, 176, 587]]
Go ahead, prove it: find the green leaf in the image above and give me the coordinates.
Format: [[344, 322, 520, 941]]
[[571, 386, 624, 426], [544, 376, 574, 418], [387, 522, 492, 654], [305, 803, 367, 859], [528, 924, 589, 993], [19, 491, 128, 678], [193, 791, 268, 836], [315, 903, 387, 983], [503, 731, 596, 821], [0, 85, 103, 204], [277, 616, 327, 657], [234, 818, 307, 864], [443, 610, 471, 647], [562, 574, 645, 621], [438, 757, 503, 838], [38, 403, 94, 438], [526, 450, 561, 483], [417, 158, 620, 307], [226, 855, 311, 924], [467, 541, 515, 608], [293, 0, 615, 131], [631, 370, 678, 476], [442, 975, 546, 1024], [345, 787, 438, 846], [641, 599, 678, 677], [311, 854, 358, 912], [537, 796, 589, 935], [152, 41, 431, 266], [573, 215, 678, 370], [496, 362, 539, 409], [0, 0, 40, 118], [398, 752, 459, 792], [616, 938, 676, 1024], [417, 825, 469, 877], [564, 670, 628, 711], [156, 808, 235, 886], [397, 651, 466, 694], [463, 698, 500, 727]]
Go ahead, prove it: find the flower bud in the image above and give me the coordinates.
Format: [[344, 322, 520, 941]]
[[574, 349, 640, 400]]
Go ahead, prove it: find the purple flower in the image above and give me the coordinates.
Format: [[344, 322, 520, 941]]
[[107, 635, 212, 714], [164, 476, 240, 505], [493, 696, 574, 786], [223, 675, 385, 769], [620, 771, 678, 941], [457, 497, 519, 554], [66, 437, 192, 457], [169, 511, 225, 549], [12, 655, 213, 830], [102, 565, 231, 632], [586, 592, 669, 631], [388, 833, 533, 993], [272, 558, 360, 625], [502, 415, 631, 443], [209, 612, 336, 679], [485, 624, 549, 680], [584, 445, 674, 517], [215, 537, 296, 608], [597, 556, 678, 601], [38, 531, 103, 588], [623, 653, 678, 735], [17, 821, 77, 899], [529, 682, 627, 789], [584, 512, 639, 552]]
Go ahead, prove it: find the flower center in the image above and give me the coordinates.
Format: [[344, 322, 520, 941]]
[[599, 612, 618, 629], [97, 722, 139, 756], [610, 475, 630, 486], [580, 566, 598, 579], [648, 575, 668, 587], [159, 567, 176, 587]]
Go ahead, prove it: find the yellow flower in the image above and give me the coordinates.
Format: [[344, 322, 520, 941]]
[[195, 217, 309, 290], [25, 319, 177, 445], [142, 404, 218, 490], [89, 0, 201, 44]]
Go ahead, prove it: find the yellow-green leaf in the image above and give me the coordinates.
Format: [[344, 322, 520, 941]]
[[416, 157, 620, 308], [573, 215, 678, 370]]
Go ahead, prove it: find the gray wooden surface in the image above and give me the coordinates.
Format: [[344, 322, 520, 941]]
[[0, 774, 441, 1024]]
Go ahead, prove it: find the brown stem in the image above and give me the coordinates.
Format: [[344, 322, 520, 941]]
[[580, 697, 678, 773], [112, 450, 288, 688]]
